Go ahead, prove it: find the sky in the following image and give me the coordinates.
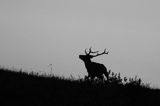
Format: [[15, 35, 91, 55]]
[[0, 0, 160, 87]]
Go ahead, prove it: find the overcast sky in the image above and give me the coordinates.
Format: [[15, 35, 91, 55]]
[[0, 0, 160, 87]]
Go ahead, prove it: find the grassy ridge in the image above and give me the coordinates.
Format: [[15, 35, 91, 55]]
[[0, 68, 160, 106]]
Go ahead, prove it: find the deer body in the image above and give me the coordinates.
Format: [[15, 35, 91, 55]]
[[79, 48, 110, 80], [85, 61, 108, 79]]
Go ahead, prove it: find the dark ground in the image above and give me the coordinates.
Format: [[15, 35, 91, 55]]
[[0, 68, 160, 106]]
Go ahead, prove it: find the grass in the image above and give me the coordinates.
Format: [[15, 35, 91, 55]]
[[0, 67, 160, 106]]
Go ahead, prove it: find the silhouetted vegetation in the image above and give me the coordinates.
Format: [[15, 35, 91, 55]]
[[0, 67, 160, 106]]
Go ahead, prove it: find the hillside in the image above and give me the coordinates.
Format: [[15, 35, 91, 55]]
[[0, 68, 160, 106]]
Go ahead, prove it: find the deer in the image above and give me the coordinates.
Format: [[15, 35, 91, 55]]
[[79, 47, 111, 80]]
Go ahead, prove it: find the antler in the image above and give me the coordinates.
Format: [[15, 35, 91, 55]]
[[85, 47, 98, 55], [89, 47, 99, 54], [92, 48, 109, 57]]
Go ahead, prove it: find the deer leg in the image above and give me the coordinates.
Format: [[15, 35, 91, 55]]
[[84, 75, 89, 80], [104, 70, 110, 81], [98, 75, 104, 80], [90, 76, 95, 80]]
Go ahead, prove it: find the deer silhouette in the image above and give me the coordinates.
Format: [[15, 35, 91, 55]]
[[79, 47, 110, 80]]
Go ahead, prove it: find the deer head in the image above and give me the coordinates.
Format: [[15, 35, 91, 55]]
[[79, 47, 109, 63]]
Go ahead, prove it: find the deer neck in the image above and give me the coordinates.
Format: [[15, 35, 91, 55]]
[[84, 59, 92, 68]]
